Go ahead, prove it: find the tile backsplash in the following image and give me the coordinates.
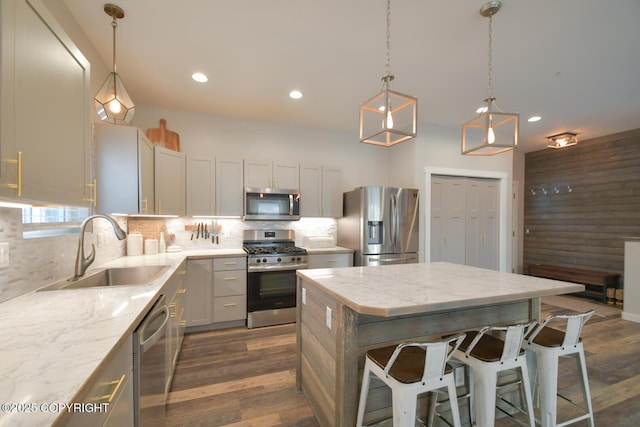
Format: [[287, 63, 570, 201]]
[[0, 209, 337, 303], [0, 208, 126, 303]]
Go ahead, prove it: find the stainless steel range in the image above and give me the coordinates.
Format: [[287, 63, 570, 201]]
[[243, 229, 307, 328]]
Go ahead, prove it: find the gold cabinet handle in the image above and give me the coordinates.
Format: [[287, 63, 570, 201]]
[[177, 288, 186, 294], [223, 276, 237, 281], [223, 262, 237, 266], [84, 178, 97, 207], [142, 197, 148, 213], [92, 374, 125, 404], [223, 303, 237, 308], [3, 151, 23, 196]]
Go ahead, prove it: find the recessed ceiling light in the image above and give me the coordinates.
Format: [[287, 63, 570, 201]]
[[289, 90, 303, 99], [192, 72, 208, 83], [528, 116, 542, 122]]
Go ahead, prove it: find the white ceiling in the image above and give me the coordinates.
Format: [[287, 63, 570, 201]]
[[63, 0, 640, 153]]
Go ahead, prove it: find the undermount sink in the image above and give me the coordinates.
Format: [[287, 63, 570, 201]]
[[39, 265, 169, 291]]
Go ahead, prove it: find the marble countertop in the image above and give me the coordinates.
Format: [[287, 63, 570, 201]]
[[0, 248, 245, 427], [297, 262, 585, 317]]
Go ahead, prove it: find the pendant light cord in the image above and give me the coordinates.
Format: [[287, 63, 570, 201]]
[[111, 14, 118, 73], [486, 14, 494, 100], [385, 0, 391, 78]]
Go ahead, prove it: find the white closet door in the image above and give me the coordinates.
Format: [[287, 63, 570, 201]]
[[465, 178, 499, 270], [431, 176, 466, 264], [431, 175, 499, 270]]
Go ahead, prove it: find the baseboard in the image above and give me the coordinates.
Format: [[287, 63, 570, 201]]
[[622, 311, 640, 323]]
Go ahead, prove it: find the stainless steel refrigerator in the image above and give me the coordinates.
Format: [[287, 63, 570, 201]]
[[338, 186, 419, 266]]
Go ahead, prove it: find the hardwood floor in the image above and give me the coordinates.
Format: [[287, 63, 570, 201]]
[[166, 296, 640, 426]]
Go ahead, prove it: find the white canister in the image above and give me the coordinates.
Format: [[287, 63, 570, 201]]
[[145, 238, 159, 255], [127, 233, 143, 256]]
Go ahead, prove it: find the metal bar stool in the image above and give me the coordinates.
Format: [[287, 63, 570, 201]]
[[356, 334, 466, 427], [524, 310, 595, 427], [453, 322, 537, 427]]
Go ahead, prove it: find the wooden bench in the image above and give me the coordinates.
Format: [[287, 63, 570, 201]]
[[527, 264, 620, 303]]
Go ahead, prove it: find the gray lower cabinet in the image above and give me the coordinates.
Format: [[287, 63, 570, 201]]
[[66, 336, 134, 427], [307, 252, 353, 269], [185, 256, 247, 330], [184, 259, 213, 327]]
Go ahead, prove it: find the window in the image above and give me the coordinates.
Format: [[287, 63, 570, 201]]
[[22, 206, 89, 238]]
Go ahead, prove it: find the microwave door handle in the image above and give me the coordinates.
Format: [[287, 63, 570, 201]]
[[289, 194, 293, 215]]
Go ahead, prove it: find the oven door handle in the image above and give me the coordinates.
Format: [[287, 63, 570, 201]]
[[248, 263, 308, 272]]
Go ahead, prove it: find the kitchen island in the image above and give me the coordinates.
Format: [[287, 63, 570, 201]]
[[295, 262, 584, 426]]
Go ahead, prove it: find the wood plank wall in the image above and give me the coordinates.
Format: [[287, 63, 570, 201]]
[[524, 128, 640, 281]]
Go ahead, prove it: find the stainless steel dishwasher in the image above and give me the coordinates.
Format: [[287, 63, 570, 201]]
[[133, 295, 170, 426]]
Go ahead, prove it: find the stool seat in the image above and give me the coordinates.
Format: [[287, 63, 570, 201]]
[[528, 326, 581, 348], [459, 330, 526, 362], [356, 335, 466, 427], [367, 345, 455, 383]]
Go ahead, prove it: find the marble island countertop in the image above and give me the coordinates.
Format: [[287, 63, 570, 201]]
[[0, 248, 245, 427], [297, 262, 585, 317]]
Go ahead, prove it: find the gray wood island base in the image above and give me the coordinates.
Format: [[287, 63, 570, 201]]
[[295, 262, 584, 427]]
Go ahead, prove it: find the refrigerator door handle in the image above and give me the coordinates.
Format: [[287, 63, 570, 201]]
[[390, 192, 398, 249]]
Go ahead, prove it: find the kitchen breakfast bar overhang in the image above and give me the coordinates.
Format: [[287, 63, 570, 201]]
[[295, 262, 584, 427]]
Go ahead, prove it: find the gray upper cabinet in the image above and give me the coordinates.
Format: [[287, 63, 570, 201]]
[[215, 158, 243, 216], [187, 155, 215, 216], [155, 146, 186, 216], [300, 164, 343, 218], [0, 0, 91, 205], [95, 124, 154, 215], [244, 160, 299, 189]]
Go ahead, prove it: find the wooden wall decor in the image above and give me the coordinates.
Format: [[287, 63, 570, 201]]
[[524, 128, 640, 277]]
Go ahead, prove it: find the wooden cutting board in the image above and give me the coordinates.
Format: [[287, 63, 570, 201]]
[[146, 118, 180, 151]]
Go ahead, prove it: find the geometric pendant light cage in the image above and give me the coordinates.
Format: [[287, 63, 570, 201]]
[[359, 0, 417, 147], [462, 1, 518, 156], [94, 4, 135, 124]]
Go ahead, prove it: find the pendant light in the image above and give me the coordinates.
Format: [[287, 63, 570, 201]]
[[94, 4, 135, 124], [462, 1, 518, 156], [359, 0, 417, 147]]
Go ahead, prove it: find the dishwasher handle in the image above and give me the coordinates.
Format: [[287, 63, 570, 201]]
[[139, 305, 169, 353]]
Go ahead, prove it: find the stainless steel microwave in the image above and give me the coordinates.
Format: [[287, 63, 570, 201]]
[[244, 187, 301, 221]]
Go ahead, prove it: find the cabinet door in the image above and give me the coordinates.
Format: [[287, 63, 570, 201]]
[[215, 158, 243, 216], [243, 159, 271, 188], [103, 374, 134, 427], [95, 125, 154, 214], [185, 259, 213, 327], [273, 162, 299, 189], [300, 165, 322, 217], [155, 146, 186, 215], [322, 166, 343, 218], [187, 156, 215, 216], [0, 0, 90, 205], [139, 132, 155, 214], [307, 253, 353, 269]]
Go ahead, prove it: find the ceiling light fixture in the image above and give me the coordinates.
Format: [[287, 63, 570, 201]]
[[94, 4, 135, 124], [462, 1, 518, 156], [359, 0, 417, 147], [192, 72, 208, 83], [547, 132, 578, 149], [528, 116, 542, 123], [289, 90, 303, 99]]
